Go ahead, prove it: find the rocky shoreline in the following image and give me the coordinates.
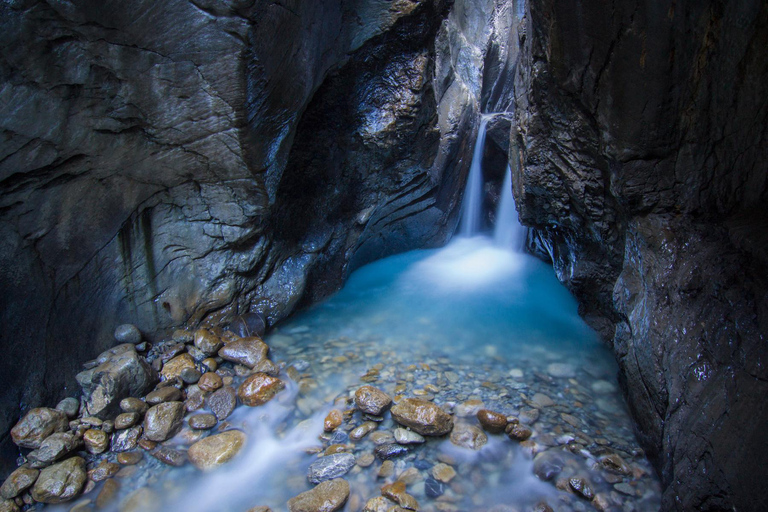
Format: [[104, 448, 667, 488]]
[[1, 310, 660, 512]]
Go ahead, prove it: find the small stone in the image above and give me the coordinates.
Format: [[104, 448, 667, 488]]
[[114, 324, 142, 344], [307, 453, 356, 484], [202, 358, 218, 372], [10, 408, 69, 449], [218, 337, 269, 368], [477, 409, 507, 433], [357, 453, 375, 467], [119, 487, 159, 512], [546, 363, 574, 378], [374, 444, 408, 460], [172, 329, 194, 343], [115, 413, 140, 430], [569, 477, 594, 500], [591, 380, 617, 394], [145, 387, 182, 405], [533, 452, 564, 481], [531, 393, 554, 407], [208, 386, 237, 420], [324, 444, 347, 456], [370, 431, 395, 445], [161, 353, 196, 381], [27, 432, 82, 466], [194, 329, 223, 356], [150, 446, 187, 467], [188, 413, 217, 430], [450, 423, 487, 450], [381, 480, 419, 510], [238, 373, 285, 406], [119, 398, 148, 415], [362, 497, 392, 512], [424, 477, 444, 498], [350, 421, 377, 441], [455, 399, 484, 417], [180, 367, 202, 384], [83, 429, 110, 454], [88, 461, 120, 482], [198, 372, 223, 392], [506, 423, 532, 441], [30, 456, 86, 503], [378, 460, 394, 478], [55, 398, 80, 419], [95, 478, 120, 509], [111, 426, 142, 452], [560, 413, 580, 428], [394, 428, 425, 445], [0, 466, 39, 499], [390, 398, 453, 436], [117, 452, 143, 465], [600, 453, 632, 475], [519, 408, 540, 425], [354, 386, 393, 415], [613, 482, 637, 496], [188, 430, 247, 470], [431, 463, 456, 483], [324, 410, 343, 432], [142, 402, 185, 442], [288, 478, 349, 512]]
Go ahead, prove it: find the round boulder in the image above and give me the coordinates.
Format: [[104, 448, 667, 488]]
[[188, 430, 247, 470]]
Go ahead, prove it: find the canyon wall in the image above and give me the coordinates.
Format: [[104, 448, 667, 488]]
[[512, 0, 768, 509]]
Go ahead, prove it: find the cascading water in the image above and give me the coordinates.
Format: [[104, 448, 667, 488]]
[[459, 116, 489, 237], [494, 164, 527, 251]]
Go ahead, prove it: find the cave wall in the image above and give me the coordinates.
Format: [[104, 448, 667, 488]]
[[0, 0, 495, 475], [512, 0, 768, 509]]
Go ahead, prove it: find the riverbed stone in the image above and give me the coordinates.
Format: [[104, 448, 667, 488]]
[[381, 480, 418, 510], [600, 453, 632, 475], [180, 367, 202, 384], [194, 329, 223, 356], [374, 444, 408, 460], [10, 408, 69, 449], [350, 421, 377, 440], [111, 426, 142, 452], [189, 413, 217, 430], [569, 477, 594, 500], [88, 461, 120, 482], [450, 423, 487, 450], [390, 398, 453, 436], [307, 453, 356, 484], [115, 413, 140, 430], [506, 422, 532, 441], [76, 344, 157, 418], [82, 429, 109, 454], [28, 432, 82, 466], [393, 428, 425, 445], [324, 409, 343, 432], [218, 337, 269, 368], [288, 478, 349, 512], [208, 386, 237, 420], [362, 497, 392, 512], [145, 387, 182, 405], [198, 372, 223, 392], [477, 409, 507, 433], [114, 324, 142, 344], [0, 499, 19, 512], [95, 478, 120, 509], [431, 463, 456, 483], [546, 363, 575, 378], [354, 386, 392, 415], [188, 430, 247, 470], [531, 393, 554, 407], [119, 397, 148, 415], [533, 451, 564, 481], [238, 373, 285, 406], [119, 487, 159, 512], [143, 402, 185, 442], [30, 457, 86, 503], [424, 477, 445, 498], [160, 353, 196, 381], [150, 446, 187, 467], [0, 466, 39, 499], [55, 398, 80, 419]]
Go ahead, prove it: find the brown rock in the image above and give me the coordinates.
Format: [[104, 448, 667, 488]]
[[0, 466, 39, 499], [350, 421, 377, 441], [114, 412, 141, 430], [30, 456, 86, 503], [188, 430, 247, 470], [160, 353, 196, 381], [119, 487, 159, 512], [390, 398, 453, 436], [208, 386, 237, 420], [237, 373, 285, 406], [119, 398, 148, 415], [476, 409, 508, 433], [10, 408, 69, 449], [218, 337, 269, 368], [198, 372, 223, 392], [381, 480, 419, 510], [324, 409, 343, 432], [27, 432, 82, 466], [287, 478, 349, 512], [0, 499, 19, 512], [145, 387, 182, 405], [83, 428, 110, 454], [449, 423, 488, 450], [142, 402, 185, 442], [96, 478, 120, 509], [189, 413, 218, 430], [194, 329, 222, 356], [88, 461, 120, 482], [150, 446, 187, 467], [431, 463, 456, 483], [117, 452, 143, 465], [362, 497, 392, 512], [354, 386, 393, 415], [505, 423, 532, 441]]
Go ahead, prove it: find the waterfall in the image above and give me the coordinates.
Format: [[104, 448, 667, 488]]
[[494, 165, 527, 252], [459, 116, 489, 237]]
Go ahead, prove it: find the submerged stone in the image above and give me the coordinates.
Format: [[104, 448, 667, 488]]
[[188, 431, 247, 470], [288, 478, 349, 512], [307, 453, 356, 484], [390, 398, 453, 436]]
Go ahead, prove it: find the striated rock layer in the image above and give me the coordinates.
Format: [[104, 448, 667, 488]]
[[512, 0, 768, 509]]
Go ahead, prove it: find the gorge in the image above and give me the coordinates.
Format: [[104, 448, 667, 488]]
[[1, 0, 766, 511]]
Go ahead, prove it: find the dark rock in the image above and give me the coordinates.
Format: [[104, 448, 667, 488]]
[[390, 398, 453, 436], [142, 402, 185, 442], [569, 477, 594, 500], [373, 444, 408, 460], [307, 453, 356, 484], [477, 409, 507, 434], [329, 430, 349, 445], [180, 367, 202, 385], [10, 408, 69, 449], [424, 477, 445, 498], [354, 386, 392, 416], [218, 338, 269, 369], [145, 387, 182, 405], [114, 324, 142, 344], [119, 398, 148, 416], [229, 313, 266, 338], [505, 423, 532, 441], [111, 426, 142, 453], [150, 446, 187, 467], [533, 452, 564, 481], [75, 345, 157, 418], [55, 398, 80, 419], [288, 478, 349, 512], [208, 386, 237, 420]]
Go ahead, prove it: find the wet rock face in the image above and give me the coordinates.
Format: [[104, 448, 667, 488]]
[[513, 0, 768, 509]]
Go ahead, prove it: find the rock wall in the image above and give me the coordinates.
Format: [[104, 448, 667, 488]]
[[512, 0, 768, 509], [0, 0, 492, 475]]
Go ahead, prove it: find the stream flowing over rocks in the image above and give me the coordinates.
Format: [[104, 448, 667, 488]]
[[1, 0, 767, 510]]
